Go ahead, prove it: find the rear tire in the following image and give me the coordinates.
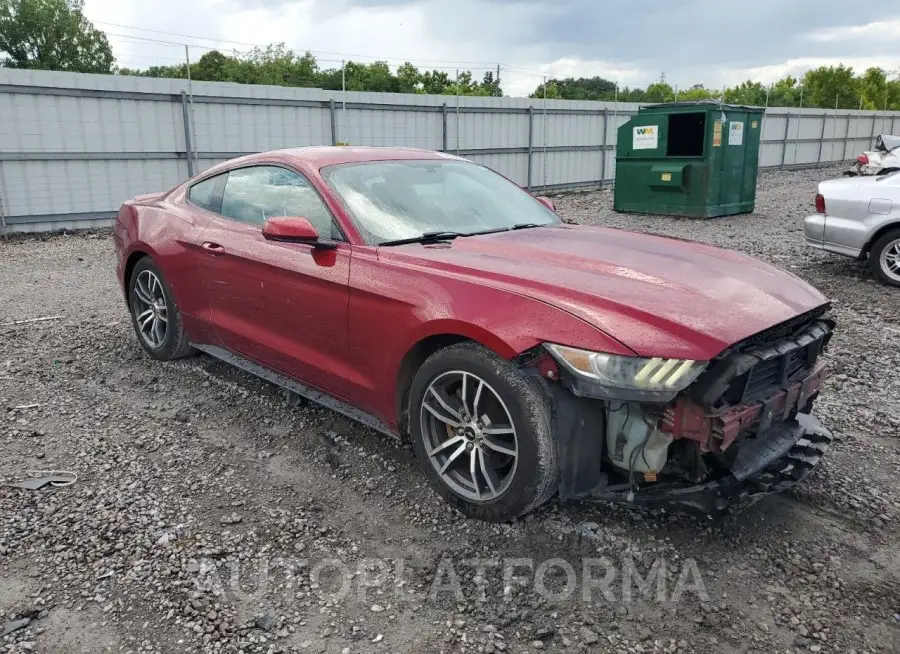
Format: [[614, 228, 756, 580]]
[[869, 228, 900, 288], [128, 257, 195, 360], [408, 342, 558, 522]]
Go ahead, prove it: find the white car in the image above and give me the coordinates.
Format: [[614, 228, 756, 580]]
[[804, 172, 900, 287], [845, 134, 900, 177]]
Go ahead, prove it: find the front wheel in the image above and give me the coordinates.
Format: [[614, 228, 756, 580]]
[[869, 229, 900, 288], [408, 342, 558, 522]]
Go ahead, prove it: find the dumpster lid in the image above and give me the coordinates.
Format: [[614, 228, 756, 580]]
[[641, 101, 764, 112]]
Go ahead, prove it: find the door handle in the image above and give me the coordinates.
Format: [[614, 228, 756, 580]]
[[202, 241, 225, 255]]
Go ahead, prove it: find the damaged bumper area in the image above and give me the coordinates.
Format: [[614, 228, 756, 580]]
[[548, 316, 835, 515], [587, 413, 833, 515]]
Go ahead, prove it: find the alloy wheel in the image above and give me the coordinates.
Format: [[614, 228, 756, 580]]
[[132, 270, 168, 348], [879, 238, 900, 283], [419, 370, 518, 502]]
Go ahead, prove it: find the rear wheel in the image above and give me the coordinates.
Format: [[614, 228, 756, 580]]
[[128, 257, 195, 360], [408, 342, 558, 522], [869, 229, 900, 287]]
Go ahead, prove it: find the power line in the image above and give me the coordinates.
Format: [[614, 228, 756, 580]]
[[117, 53, 190, 63], [93, 21, 261, 48], [96, 19, 559, 79], [109, 33, 499, 74], [104, 31, 247, 53], [97, 20, 510, 68]]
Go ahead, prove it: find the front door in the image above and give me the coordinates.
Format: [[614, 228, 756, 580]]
[[197, 165, 364, 399]]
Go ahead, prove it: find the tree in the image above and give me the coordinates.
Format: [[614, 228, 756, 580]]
[[193, 50, 235, 83], [768, 76, 802, 107], [530, 75, 615, 100], [529, 80, 560, 99], [677, 84, 716, 102], [726, 80, 768, 106], [802, 64, 859, 109], [420, 69, 451, 94], [857, 67, 900, 110], [481, 70, 501, 97], [528, 67, 900, 110], [395, 62, 420, 93], [0, 0, 113, 73], [644, 82, 674, 103]]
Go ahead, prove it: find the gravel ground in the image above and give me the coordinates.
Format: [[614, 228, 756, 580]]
[[1, 165, 899, 654]]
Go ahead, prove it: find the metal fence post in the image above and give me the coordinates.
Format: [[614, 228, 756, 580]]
[[869, 112, 878, 147], [0, 162, 6, 236], [842, 114, 852, 162], [527, 106, 534, 191], [180, 91, 195, 177], [779, 112, 791, 169], [329, 99, 337, 146], [600, 108, 608, 186], [442, 103, 448, 152], [815, 113, 826, 168]]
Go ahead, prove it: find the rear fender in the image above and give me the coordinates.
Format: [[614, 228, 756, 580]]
[[117, 203, 205, 319]]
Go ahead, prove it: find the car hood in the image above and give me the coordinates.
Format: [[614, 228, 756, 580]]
[[382, 225, 828, 360]]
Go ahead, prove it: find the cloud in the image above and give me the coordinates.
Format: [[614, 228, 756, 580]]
[[82, 0, 900, 97], [806, 19, 900, 43]]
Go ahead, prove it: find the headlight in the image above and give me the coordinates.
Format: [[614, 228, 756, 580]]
[[544, 343, 707, 398]]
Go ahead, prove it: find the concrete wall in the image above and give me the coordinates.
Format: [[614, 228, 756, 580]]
[[2, 68, 899, 233]]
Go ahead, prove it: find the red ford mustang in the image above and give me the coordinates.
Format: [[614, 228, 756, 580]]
[[114, 146, 834, 521]]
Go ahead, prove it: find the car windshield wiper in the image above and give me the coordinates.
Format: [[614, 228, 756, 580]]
[[378, 231, 466, 246], [379, 224, 549, 246]]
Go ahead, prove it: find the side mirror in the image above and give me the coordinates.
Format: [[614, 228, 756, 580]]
[[535, 196, 555, 211], [262, 217, 336, 249]]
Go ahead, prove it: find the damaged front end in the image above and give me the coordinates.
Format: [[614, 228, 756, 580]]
[[537, 310, 835, 515]]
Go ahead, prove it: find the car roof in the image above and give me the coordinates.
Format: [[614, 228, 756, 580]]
[[238, 146, 461, 169]]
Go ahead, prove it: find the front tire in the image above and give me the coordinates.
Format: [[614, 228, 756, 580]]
[[408, 342, 558, 522], [869, 229, 900, 287], [128, 257, 195, 360]]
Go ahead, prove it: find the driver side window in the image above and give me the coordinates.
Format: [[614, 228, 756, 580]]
[[221, 165, 341, 239]]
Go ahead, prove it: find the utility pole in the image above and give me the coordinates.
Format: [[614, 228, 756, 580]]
[[455, 70, 460, 155], [613, 82, 618, 137], [341, 60, 346, 144], [184, 45, 198, 167], [792, 86, 804, 165], [832, 93, 839, 147], [761, 84, 771, 138], [542, 77, 548, 190], [496, 64, 501, 96]]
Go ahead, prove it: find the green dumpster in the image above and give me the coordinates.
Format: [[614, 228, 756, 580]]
[[613, 102, 764, 218]]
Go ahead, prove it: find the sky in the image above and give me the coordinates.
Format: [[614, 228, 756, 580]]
[[82, 0, 900, 97]]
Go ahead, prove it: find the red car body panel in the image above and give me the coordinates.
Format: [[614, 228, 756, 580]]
[[114, 147, 829, 434], [386, 225, 828, 360]]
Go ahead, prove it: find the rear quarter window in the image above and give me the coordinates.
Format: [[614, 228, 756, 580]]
[[188, 176, 220, 211]]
